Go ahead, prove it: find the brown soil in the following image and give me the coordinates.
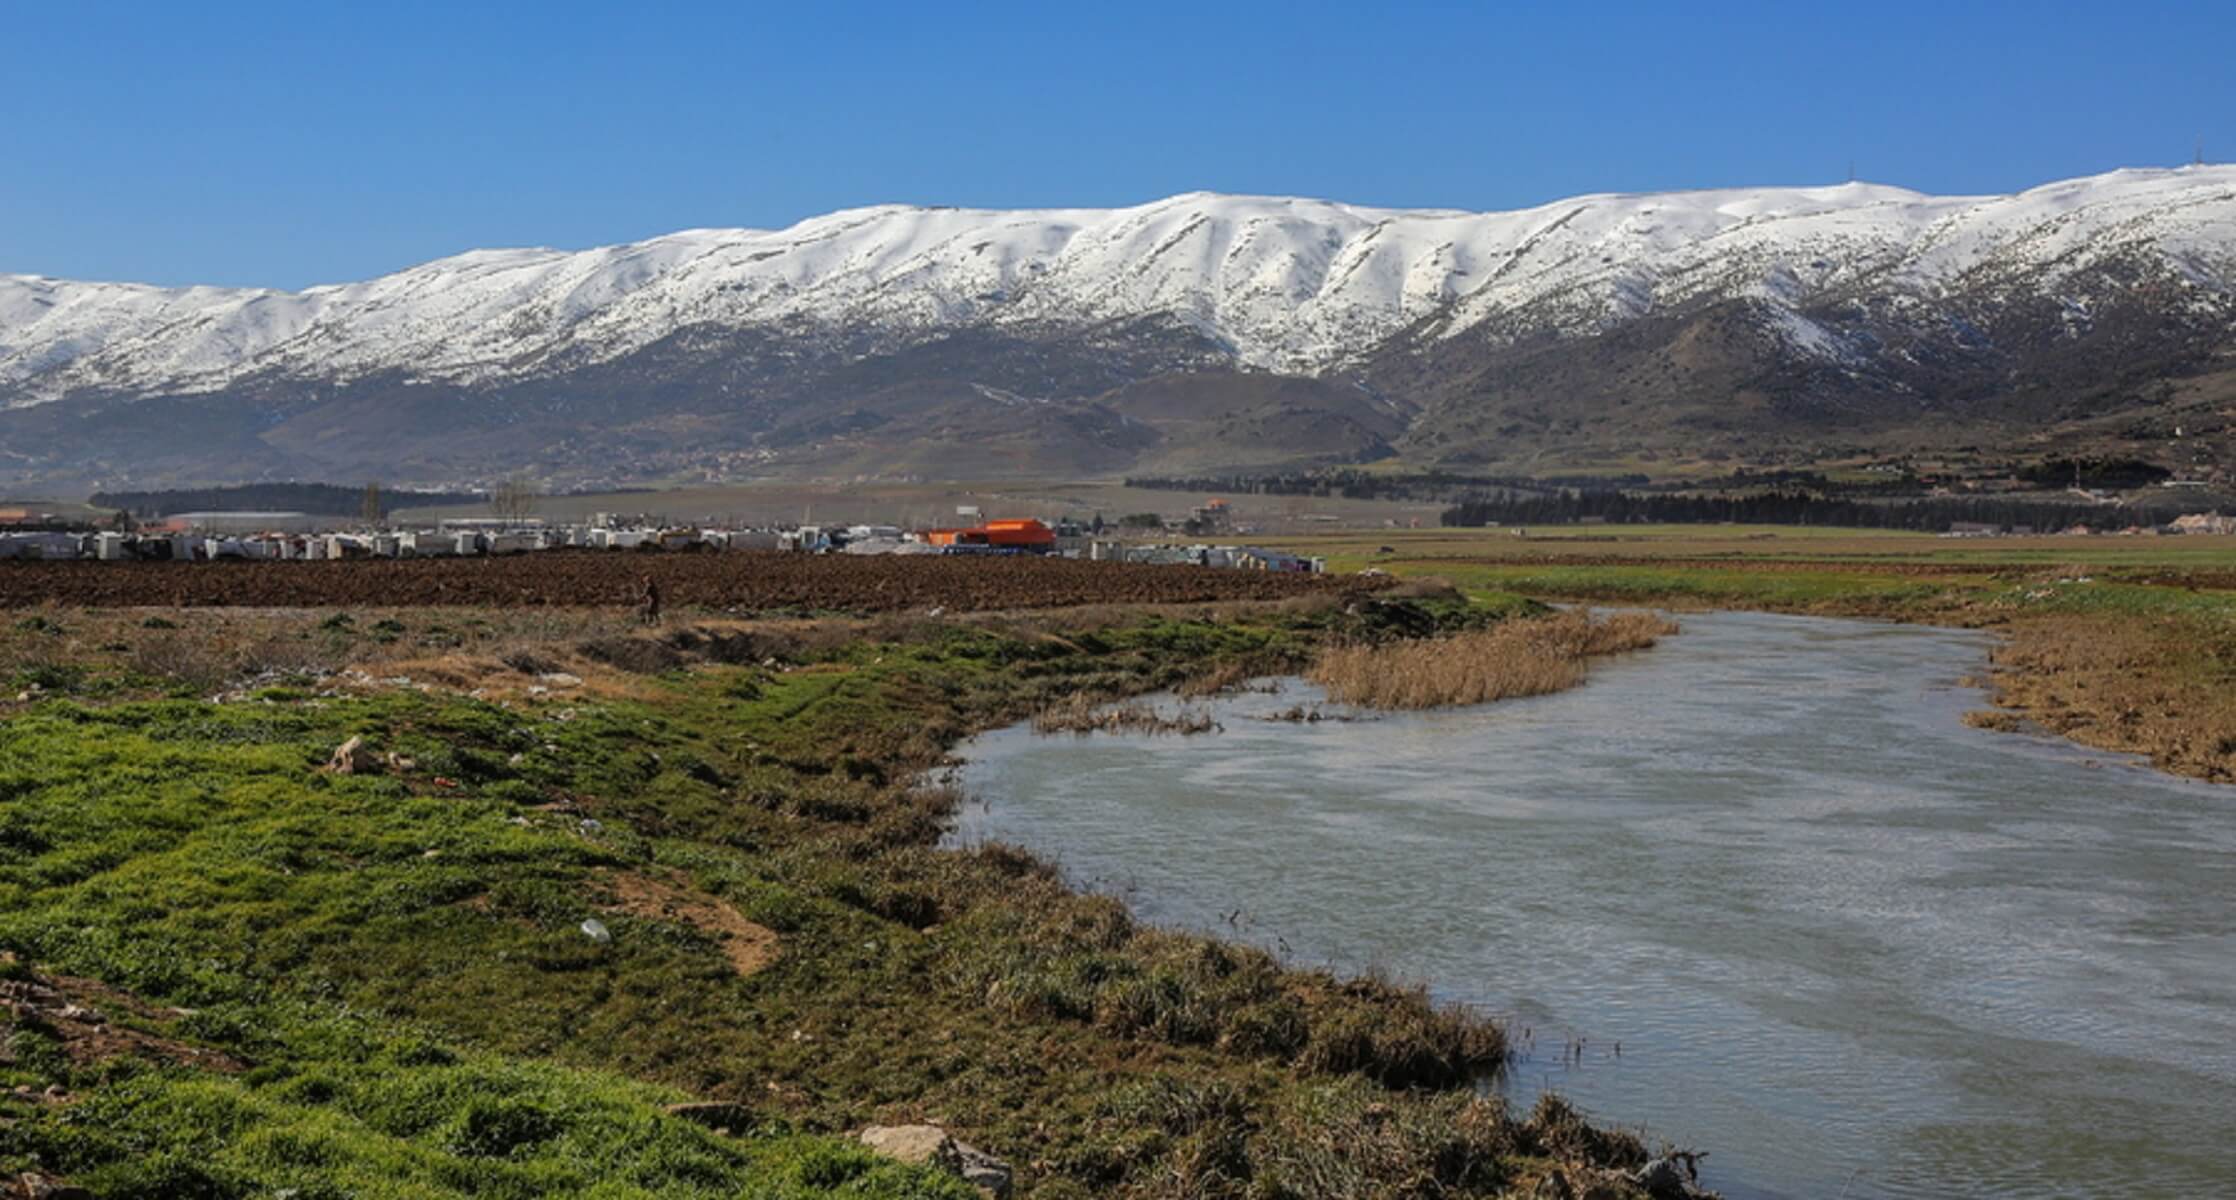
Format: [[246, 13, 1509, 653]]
[[0, 957, 245, 1076], [601, 872, 779, 977], [0, 552, 1381, 611]]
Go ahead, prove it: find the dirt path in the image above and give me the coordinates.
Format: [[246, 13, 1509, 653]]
[[602, 872, 780, 977]]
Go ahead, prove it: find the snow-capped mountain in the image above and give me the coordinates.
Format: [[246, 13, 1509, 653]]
[[3, 166, 2234, 486]]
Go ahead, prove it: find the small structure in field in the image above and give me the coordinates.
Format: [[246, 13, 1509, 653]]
[[920, 518, 1057, 553]]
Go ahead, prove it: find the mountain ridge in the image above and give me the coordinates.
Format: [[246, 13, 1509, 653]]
[[4, 166, 2233, 487]]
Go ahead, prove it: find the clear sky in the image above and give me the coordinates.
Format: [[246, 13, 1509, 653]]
[[6, 0, 2231, 290]]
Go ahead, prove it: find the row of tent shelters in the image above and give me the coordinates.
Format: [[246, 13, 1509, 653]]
[[2, 515, 1324, 572]]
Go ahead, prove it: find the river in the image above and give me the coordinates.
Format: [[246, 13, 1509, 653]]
[[945, 610, 2236, 1199]]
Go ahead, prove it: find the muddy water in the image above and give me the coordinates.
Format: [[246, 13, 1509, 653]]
[[946, 611, 2236, 1200]]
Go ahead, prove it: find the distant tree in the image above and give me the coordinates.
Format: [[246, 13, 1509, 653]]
[[2015, 457, 2172, 490], [491, 476, 542, 524], [91, 482, 483, 517], [111, 509, 134, 531], [360, 481, 385, 525], [1118, 512, 1165, 530]]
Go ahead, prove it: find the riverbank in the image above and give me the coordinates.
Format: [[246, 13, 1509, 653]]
[[0, 593, 1680, 1198], [948, 611, 2236, 1199], [1275, 527, 2236, 784]]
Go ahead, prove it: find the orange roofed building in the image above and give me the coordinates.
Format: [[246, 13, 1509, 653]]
[[920, 518, 1057, 552]]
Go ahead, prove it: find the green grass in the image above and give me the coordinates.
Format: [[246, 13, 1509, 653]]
[[1398, 561, 1966, 609], [0, 601, 1645, 1198], [1276, 524, 2236, 624], [14, 1030, 974, 1200], [1350, 556, 2236, 626], [1287, 524, 2236, 569], [0, 691, 972, 1198]]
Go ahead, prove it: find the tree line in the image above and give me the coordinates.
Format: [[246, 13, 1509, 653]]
[[92, 482, 486, 519], [1124, 469, 1643, 503], [1439, 489, 2223, 532]]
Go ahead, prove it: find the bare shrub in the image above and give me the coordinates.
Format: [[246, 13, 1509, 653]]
[[499, 649, 561, 675], [1033, 695, 1220, 735], [1176, 657, 1285, 698], [233, 629, 341, 678], [575, 636, 687, 674], [1309, 608, 1677, 709], [125, 631, 242, 692]]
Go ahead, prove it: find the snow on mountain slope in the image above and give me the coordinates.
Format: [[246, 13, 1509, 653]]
[[4, 166, 2233, 408]]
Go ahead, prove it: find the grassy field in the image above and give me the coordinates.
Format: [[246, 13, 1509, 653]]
[[1272, 525, 2236, 782], [0, 593, 1665, 1198], [1288, 523, 2236, 567], [17, 521, 2215, 1196]]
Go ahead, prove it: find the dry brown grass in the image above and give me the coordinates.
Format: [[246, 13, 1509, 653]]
[[1175, 656, 1291, 699], [1981, 613, 2236, 781], [1, 608, 370, 696], [1308, 608, 1678, 710], [0, 605, 697, 706]]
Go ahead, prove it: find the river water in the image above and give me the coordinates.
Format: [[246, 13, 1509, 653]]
[[945, 611, 2236, 1200]]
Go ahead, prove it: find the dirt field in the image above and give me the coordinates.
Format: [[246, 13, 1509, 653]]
[[0, 551, 1377, 611]]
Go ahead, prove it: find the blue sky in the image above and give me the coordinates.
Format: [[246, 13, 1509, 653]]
[[6, 0, 2230, 289]]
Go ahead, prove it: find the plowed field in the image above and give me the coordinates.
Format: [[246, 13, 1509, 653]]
[[0, 552, 1380, 611]]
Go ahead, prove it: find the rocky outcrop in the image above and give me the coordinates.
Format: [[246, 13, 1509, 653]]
[[859, 1123, 1013, 1197], [324, 735, 376, 774], [7, 1173, 94, 1200]]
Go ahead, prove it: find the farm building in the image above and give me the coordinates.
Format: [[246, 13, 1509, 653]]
[[921, 518, 1057, 552]]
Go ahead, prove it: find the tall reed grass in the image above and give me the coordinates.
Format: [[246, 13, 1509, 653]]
[[1308, 608, 1677, 709]]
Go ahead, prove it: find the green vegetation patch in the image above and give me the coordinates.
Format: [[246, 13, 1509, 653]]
[[0, 601, 1642, 1198], [12, 1031, 971, 1200]]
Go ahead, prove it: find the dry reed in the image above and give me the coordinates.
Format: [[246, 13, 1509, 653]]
[[1978, 613, 2236, 781], [1308, 608, 1677, 710], [1177, 657, 1286, 698], [1032, 694, 1222, 735]]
